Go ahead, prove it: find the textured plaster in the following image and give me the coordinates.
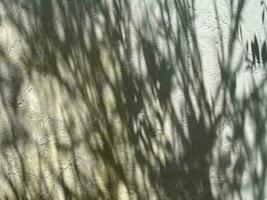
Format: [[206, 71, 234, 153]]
[[0, 0, 266, 199]]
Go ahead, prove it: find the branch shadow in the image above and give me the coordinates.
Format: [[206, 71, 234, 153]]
[[0, 0, 265, 199]]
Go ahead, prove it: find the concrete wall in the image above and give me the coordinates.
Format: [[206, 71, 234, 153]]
[[0, 0, 266, 199]]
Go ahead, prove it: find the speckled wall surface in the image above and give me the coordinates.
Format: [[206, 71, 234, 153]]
[[0, 0, 266, 199]]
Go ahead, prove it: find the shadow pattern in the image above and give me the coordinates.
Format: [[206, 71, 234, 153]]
[[0, 0, 265, 199]]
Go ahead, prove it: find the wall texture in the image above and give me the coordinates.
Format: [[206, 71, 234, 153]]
[[0, 0, 266, 199]]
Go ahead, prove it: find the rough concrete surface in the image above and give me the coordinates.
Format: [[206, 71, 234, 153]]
[[0, 0, 266, 199]]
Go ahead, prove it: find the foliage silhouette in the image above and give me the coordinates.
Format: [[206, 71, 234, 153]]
[[0, 0, 265, 199]]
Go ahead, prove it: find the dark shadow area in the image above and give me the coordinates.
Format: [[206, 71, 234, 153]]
[[0, 0, 265, 199]]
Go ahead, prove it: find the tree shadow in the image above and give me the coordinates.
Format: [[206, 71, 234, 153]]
[[0, 0, 265, 199]]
